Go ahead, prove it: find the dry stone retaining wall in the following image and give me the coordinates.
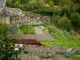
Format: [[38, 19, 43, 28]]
[[3, 7, 51, 25], [25, 45, 67, 54]]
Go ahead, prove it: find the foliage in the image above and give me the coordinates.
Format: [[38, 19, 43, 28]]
[[0, 36, 20, 60], [48, 1, 54, 7], [71, 12, 80, 28], [14, 1, 22, 8], [20, 25, 35, 34], [70, 12, 80, 33], [6, 0, 11, 7], [0, 22, 8, 36], [59, 0, 73, 7], [71, 0, 80, 4], [52, 15, 72, 31], [63, 31, 74, 40], [39, 38, 80, 48], [76, 4, 80, 14], [61, 6, 71, 18], [70, 53, 80, 60]]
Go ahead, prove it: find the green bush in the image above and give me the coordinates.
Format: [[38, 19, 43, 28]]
[[52, 15, 72, 31], [61, 6, 71, 19], [71, 12, 80, 34], [71, 12, 80, 27], [0, 22, 8, 36], [20, 25, 35, 34]]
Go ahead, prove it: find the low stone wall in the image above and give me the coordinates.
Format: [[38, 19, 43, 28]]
[[25, 45, 67, 54]]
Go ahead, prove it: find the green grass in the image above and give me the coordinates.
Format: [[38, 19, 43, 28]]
[[39, 39, 80, 48]]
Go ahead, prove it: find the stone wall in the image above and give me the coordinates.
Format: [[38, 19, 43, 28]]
[[25, 45, 67, 54], [3, 7, 51, 25]]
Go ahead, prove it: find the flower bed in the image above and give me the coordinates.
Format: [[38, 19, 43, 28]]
[[15, 39, 42, 46]]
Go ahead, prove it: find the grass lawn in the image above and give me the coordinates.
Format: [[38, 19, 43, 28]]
[[39, 39, 80, 48]]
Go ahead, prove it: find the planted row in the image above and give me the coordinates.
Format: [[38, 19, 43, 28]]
[[15, 39, 42, 46]]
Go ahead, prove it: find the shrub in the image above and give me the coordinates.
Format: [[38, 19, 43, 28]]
[[52, 15, 72, 31], [76, 4, 80, 13], [61, 6, 71, 19], [71, 12, 80, 28], [0, 22, 8, 36], [70, 12, 80, 34], [20, 25, 35, 34]]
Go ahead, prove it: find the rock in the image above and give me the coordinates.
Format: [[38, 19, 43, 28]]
[[3, 7, 51, 25], [70, 49, 78, 54], [63, 52, 71, 58], [66, 48, 73, 52], [76, 49, 80, 54]]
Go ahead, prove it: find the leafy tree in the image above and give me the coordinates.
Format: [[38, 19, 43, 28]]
[[6, 0, 11, 7], [59, 0, 72, 8], [52, 15, 71, 31], [71, 0, 80, 4], [71, 12, 80, 27], [48, 1, 54, 7], [53, 0, 60, 5], [61, 6, 71, 19], [14, 1, 21, 8]]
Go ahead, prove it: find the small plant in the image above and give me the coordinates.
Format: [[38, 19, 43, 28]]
[[63, 52, 71, 58], [24, 51, 29, 54]]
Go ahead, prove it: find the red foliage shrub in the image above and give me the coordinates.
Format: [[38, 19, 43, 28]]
[[15, 39, 42, 46]]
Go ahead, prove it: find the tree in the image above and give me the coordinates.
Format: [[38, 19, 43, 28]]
[[6, 0, 11, 7], [59, 0, 72, 8], [48, 1, 54, 7], [71, 12, 80, 27], [52, 15, 72, 31], [14, 1, 21, 8]]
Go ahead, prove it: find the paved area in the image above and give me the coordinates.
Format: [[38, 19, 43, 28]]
[[35, 34, 55, 40], [34, 27, 44, 34]]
